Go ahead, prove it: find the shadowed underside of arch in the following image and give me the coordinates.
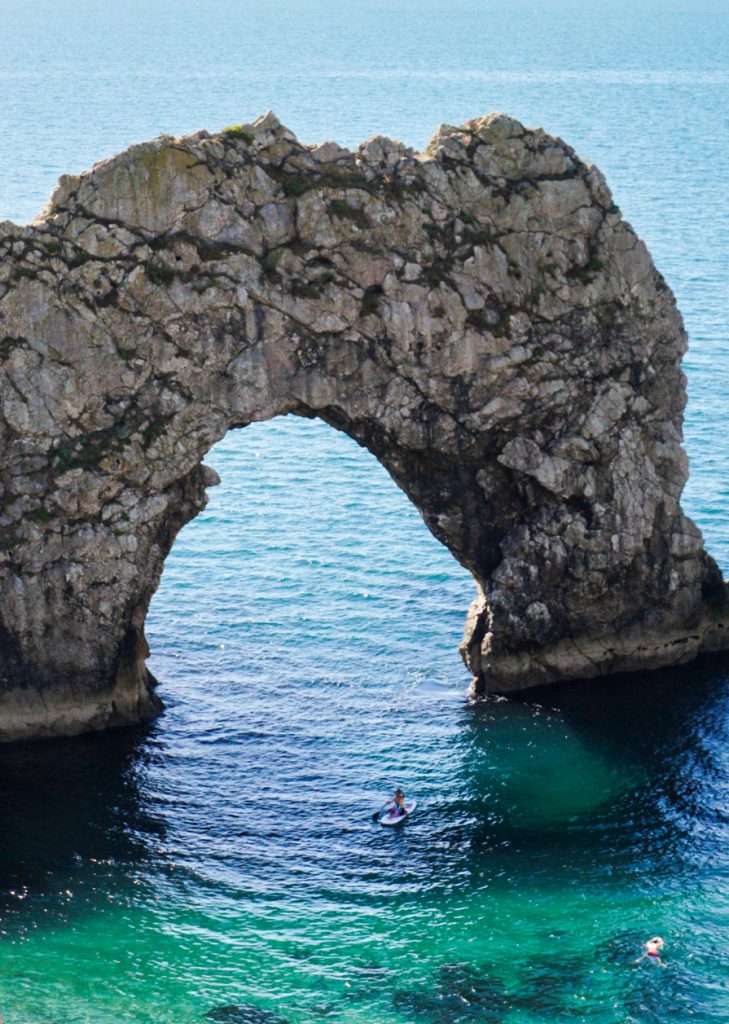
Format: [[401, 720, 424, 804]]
[[0, 111, 727, 741]]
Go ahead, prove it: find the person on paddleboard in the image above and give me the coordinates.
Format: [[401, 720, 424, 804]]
[[392, 788, 409, 818]]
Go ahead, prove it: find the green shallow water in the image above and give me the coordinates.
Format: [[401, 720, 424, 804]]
[[0, 0, 728, 1020]]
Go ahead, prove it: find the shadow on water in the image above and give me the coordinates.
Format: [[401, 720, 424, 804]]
[[447, 650, 729, 841], [0, 723, 163, 924], [511, 651, 729, 849], [526, 650, 729, 768]]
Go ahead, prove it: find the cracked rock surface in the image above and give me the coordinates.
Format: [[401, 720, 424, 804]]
[[0, 111, 727, 741]]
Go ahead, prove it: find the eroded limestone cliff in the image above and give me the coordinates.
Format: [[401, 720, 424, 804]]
[[0, 111, 726, 741]]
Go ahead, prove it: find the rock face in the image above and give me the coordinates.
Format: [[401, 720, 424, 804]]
[[0, 111, 726, 741]]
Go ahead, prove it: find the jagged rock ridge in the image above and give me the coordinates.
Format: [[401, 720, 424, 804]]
[[0, 111, 726, 741]]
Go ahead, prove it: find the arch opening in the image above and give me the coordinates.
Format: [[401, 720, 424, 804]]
[[145, 415, 476, 705]]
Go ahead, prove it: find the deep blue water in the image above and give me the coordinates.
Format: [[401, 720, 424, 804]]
[[0, 2, 727, 1022]]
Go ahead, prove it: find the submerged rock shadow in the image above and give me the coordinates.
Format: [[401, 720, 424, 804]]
[[392, 957, 604, 1024], [206, 1005, 291, 1024]]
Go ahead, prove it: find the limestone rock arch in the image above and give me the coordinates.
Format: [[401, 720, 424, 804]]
[[0, 111, 726, 741]]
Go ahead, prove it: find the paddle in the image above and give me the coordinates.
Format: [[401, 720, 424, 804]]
[[371, 799, 393, 822]]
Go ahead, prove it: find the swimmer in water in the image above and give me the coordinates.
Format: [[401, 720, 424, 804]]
[[635, 936, 667, 967]]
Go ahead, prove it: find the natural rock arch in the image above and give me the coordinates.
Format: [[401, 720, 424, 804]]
[[0, 111, 727, 741]]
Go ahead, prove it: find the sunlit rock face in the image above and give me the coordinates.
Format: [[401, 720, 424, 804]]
[[0, 111, 726, 741]]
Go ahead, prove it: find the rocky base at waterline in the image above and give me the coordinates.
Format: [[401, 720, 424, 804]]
[[463, 599, 729, 693], [0, 111, 727, 741]]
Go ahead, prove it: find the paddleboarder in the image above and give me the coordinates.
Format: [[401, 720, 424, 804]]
[[391, 788, 409, 819]]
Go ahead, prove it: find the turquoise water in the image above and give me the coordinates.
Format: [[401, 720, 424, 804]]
[[0, 2, 728, 1021]]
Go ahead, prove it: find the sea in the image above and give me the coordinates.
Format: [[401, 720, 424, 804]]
[[0, 1, 727, 1021]]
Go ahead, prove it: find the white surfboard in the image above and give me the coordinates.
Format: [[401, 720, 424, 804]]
[[380, 799, 417, 825]]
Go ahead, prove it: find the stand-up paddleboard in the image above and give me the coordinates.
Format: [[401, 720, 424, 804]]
[[380, 799, 416, 825]]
